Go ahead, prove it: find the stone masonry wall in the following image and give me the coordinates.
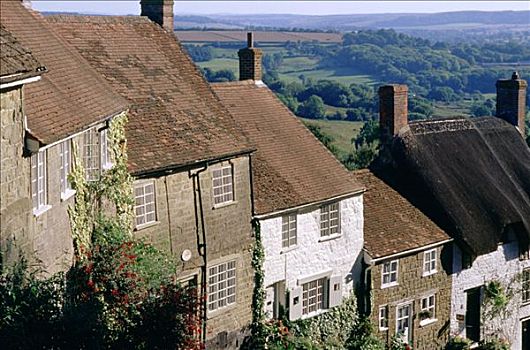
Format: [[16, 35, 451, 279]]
[[1, 87, 107, 275], [1, 86, 33, 267], [451, 242, 530, 349], [260, 194, 364, 316], [134, 156, 254, 349], [370, 244, 452, 349]]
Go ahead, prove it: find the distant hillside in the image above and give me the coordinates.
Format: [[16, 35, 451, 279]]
[[175, 30, 342, 43], [172, 11, 530, 43]]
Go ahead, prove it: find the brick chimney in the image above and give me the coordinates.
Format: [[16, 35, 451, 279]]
[[140, 0, 174, 32], [496, 72, 527, 136], [238, 32, 263, 81], [379, 84, 408, 141]]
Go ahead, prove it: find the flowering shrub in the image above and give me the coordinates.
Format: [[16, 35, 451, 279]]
[[0, 222, 202, 349]]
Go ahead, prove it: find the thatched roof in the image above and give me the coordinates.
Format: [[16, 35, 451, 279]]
[[385, 116, 530, 256]]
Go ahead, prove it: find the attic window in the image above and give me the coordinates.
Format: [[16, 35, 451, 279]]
[[212, 165, 234, 205]]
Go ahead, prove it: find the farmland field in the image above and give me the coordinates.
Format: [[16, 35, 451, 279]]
[[300, 118, 363, 157]]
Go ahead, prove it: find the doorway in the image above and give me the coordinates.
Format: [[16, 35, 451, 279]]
[[522, 319, 530, 350], [465, 287, 481, 342]]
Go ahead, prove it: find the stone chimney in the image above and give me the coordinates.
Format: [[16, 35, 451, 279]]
[[379, 84, 408, 141], [496, 72, 527, 136], [140, 0, 174, 32], [238, 32, 263, 81]]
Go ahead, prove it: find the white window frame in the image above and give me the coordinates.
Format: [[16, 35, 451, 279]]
[[83, 128, 100, 181], [301, 277, 327, 315], [282, 214, 297, 249], [207, 260, 236, 312], [100, 128, 113, 170], [423, 248, 437, 276], [379, 305, 389, 330], [396, 303, 412, 341], [320, 202, 340, 237], [59, 139, 75, 200], [420, 294, 437, 326], [31, 150, 50, 216], [381, 260, 399, 288], [212, 165, 234, 206], [523, 268, 530, 303], [134, 181, 157, 229]]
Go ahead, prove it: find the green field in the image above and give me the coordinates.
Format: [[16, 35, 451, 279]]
[[300, 118, 363, 157], [432, 101, 472, 118]]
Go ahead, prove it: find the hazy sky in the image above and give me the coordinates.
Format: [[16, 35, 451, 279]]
[[32, 1, 530, 16]]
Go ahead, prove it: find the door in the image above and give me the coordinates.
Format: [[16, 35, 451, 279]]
[[396, 303, 412, 344], [523, 319, 530, 350], [466, 287, 481, 342]]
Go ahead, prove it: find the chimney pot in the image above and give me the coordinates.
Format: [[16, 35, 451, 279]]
[[496, 73, 527, 136], [247, 32, 254, 48], [140, 0, 174, 32], [378, 84, 408, 141]]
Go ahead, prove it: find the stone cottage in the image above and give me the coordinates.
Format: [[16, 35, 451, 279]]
[[0, 1, 127, 273], [354, 167, 452, 349], [47, 2, 256, 347], [211, 34, 365, 322], [371, 76, 530, 348]]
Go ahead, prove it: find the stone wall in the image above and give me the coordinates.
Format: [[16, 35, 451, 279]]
[[451, 241, 530, 348], [134, 156, 254, 349], [370, 244, 452, 349], [1, 87, 110, 274], [260, 194, 364, 317]]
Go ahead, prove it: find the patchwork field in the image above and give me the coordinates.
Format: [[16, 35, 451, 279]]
[[300, 118, 364, 157]]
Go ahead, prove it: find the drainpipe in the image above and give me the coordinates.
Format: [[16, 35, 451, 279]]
[[190, 163, 209, 344], [363, 252, 375, 316]]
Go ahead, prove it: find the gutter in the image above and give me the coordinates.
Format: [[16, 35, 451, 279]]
[[0, 75, 41, 90], [132, 148, 256, 179], [253, 188, 365, 220], [365, 238, 453, 264], [25, 109, 127, 152]]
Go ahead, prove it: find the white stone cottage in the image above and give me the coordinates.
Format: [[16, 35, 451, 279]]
[[212, 36, 365, 321]]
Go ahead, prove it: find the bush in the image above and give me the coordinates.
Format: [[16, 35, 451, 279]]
[[0, 222, 201, 350], [445, 336, 472, 350]]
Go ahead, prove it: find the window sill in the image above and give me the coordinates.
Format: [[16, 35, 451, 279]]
[[212, 200, 237, 210], [33, 205, 52, 217], [422, 270, 437, 277], [61, 189, 76, 202], [281, 246, 298, 254], [419, 318, 437, 327], [301, 308, 328, 320], [102, 163, 113, 171], [134, 221, 160, 231], [379, 327, 389, 332], [381, 282, 398, 289], [206, 302, 237, 319], [318, 233, 342, 243]]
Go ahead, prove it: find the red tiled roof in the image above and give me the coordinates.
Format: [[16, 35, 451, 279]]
[[0, 2, 127, 144], [354, 169, 450, 259], [0, 25, 45, 84], [212, 80, 363, 215], [47, 15, 253, 175]]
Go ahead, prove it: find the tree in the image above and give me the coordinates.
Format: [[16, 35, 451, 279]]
[[304, 123, 338, 155], [297, 95, 326, 119]]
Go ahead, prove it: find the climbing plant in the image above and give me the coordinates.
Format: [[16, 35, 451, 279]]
[[68, 111, 134, 259]]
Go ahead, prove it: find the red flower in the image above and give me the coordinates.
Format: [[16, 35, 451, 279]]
[[87, 280, 94, 288], [111, 289, 119, 297]]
